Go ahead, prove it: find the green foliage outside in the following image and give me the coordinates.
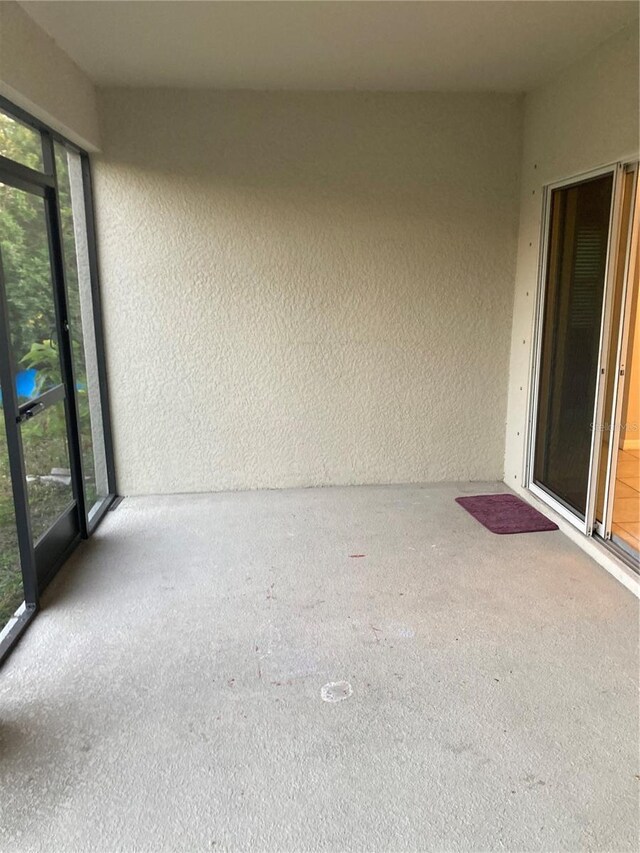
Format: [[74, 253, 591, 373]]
[[0, 112, 98, 626]]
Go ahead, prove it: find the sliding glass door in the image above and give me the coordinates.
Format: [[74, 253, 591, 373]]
[[532, 172, 614, 519], [0, 101, 115, 657], [596, 165, 639, 557], [530, 161, 639, 567]]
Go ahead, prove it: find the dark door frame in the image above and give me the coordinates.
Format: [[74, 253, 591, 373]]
[[0, 96, 117, 664]]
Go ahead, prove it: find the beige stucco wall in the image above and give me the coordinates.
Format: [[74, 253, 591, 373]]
[[0, 1, 99, 150], [504, 24, 639, 491], [94, 90, 522, 495]]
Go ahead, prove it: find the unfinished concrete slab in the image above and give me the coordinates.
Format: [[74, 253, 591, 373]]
[[0, 482, 638, 851]]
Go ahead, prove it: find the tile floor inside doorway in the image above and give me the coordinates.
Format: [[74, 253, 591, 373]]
[[612, 447, 640, 553]]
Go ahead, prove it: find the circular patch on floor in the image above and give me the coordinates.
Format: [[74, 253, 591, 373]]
[[321, 681, 353, 703]]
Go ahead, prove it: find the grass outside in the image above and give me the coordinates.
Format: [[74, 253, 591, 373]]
[[0, 467, 22, 625]]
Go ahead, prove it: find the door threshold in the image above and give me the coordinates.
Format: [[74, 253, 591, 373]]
[[0, 604, 37, 667], [517, 484, 640, 598], [598, 534, 640, 576]]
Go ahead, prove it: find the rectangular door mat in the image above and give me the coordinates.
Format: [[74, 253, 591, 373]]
[[455, 493, 559, 534]]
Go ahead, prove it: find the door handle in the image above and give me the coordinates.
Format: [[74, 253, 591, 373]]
[[16, 383, 65, 424], [17, 401, 45, 423]]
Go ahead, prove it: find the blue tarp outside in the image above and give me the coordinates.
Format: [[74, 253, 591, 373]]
[[0, 369, 38, 404]]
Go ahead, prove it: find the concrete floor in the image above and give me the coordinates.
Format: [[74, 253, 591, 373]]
[[0, 482, 638, 852]]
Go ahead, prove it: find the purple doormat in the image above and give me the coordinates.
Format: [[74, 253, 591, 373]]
[[455, 493, 559, 534]]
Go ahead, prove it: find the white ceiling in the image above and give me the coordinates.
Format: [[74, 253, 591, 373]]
[[19, 0, 640, 92]]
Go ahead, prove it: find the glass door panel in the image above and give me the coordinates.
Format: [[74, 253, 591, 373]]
[[595, 169, 636, 524], [0, 184, 63, 397], [533, 173, 614, 518], [22, 399, 74, 542], [604, 169, 640, 559], [0, 179, 79, 584]]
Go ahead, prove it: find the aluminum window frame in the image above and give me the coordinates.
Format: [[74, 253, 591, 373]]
[[0, 95, 117, 665]]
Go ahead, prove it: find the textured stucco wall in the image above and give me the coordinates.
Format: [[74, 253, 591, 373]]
[[0, 1, 99, 150], [94, 90, 522, 495], [504, 24, 640, 490]]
